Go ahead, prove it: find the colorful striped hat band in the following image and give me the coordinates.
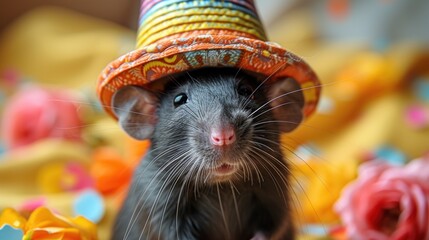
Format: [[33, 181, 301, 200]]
[[137, 0, 267, 47], [97, 0, 320, 119]]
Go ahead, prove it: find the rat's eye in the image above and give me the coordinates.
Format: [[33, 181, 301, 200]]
[[174, 93, 188, 108], [238, 84, 254, 99]]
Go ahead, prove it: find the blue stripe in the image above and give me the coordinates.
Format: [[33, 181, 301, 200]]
[[139, 0, 259, 27]]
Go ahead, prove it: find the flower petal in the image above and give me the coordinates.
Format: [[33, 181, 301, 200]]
[[0, 208, 27, 230]]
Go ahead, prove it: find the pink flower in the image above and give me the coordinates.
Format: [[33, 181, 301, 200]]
[[1, 87, 82, 149], [335, 157, 429, 240]]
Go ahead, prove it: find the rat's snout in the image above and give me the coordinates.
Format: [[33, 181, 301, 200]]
[[210, 126, 236, 146]]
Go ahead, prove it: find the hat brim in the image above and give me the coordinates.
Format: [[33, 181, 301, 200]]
[[97, 34, 320, 119]]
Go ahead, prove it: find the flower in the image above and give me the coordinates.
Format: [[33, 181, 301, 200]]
[[0, 207, 97, 240], [0, 208, 27, 229], [335, 156, 429, 240], [90, 147, 133, 195], [1, 87, 82, 149]]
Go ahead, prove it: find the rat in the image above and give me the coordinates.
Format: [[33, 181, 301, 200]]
[[110, 67, 305, 240]]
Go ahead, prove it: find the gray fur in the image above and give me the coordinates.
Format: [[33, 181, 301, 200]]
[[111, 68, 304, 240]]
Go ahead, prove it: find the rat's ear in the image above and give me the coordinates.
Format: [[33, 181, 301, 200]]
[[112, 86, 159, 140], [266, 78, 304, 132]]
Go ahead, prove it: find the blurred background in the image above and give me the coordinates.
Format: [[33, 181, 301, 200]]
[[0, 0, 428, 239]]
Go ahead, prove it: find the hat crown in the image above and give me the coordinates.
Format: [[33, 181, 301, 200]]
[[137, 0, 267, 48], [97, 0, 320, 120]]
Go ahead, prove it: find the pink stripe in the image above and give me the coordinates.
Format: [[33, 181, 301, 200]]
[[140, 0, 163, 17], [228, 0, 256, 12]]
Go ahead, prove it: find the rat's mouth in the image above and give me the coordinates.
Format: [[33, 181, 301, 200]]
[[213, 163, 236, 176]]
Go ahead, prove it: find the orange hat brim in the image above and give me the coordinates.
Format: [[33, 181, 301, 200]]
[[97, 34, 320, 119]]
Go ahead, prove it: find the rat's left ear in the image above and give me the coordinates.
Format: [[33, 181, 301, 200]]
[[266, 77, 304, 132]]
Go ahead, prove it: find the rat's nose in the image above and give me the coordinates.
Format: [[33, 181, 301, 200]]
[[210, 127, 236, 146]]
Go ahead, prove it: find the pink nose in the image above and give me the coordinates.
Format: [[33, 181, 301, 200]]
[[210, 128, 236, 146]]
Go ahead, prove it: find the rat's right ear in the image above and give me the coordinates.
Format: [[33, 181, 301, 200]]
[[112, 86, 159, 140]]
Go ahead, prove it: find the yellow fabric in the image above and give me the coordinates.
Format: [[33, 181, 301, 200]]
[[285, 49, 429, 224], [0, 6, 135, 89], [0, 140, 121, 240], [267, 12, 429, 225], [0, 7, 136, 239]]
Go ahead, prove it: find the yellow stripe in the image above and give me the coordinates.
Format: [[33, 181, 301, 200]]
[[139, 13, 263, 40], [163, 55, 178, 64], [139, 6, 263, 37], [138, 14, 264, 44], [142, 57, 183, 75], [140, 2, 260, 26], [137, 22, 265, 48]]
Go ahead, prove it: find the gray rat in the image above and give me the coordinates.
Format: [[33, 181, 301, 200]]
[[111, 67, 305, 240]]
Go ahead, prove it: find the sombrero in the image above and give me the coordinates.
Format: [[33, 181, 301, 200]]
[[97, 0, 320, 119]]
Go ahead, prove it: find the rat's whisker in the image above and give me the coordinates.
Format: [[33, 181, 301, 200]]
[[157, 153, 194, 240], [248, 82, 328, 119], [243, 62, 287, 108], [251, 101, 295, 120], [216, 183, 231, 239], [125, 148, 189, 239]]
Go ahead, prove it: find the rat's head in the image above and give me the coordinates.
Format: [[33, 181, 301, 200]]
[[112, 68, 304, 185]]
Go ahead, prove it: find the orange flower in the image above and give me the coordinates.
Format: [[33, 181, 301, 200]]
[[90, 147, 133, 195]]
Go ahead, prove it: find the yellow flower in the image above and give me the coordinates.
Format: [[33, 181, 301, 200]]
[[0, 208, 27, 230], [0, 207, 97, 240]]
